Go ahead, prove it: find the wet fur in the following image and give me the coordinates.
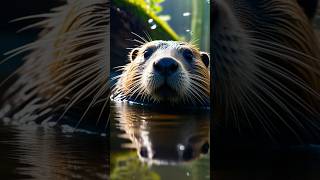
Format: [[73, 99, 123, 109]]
[[213, 0, 320, 145], [0, 0, 110, 131], [112, 40, 210, 106]]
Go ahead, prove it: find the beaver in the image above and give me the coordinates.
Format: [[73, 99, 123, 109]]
[[0, 0, 110, 131], [112, 40, 210, 107], [213, 0, 320, 147]]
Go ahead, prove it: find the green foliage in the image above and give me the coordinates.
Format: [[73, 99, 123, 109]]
[[111, 152, 160, 180], [114, 0, 180, 41], [191, 0, 210, 52], [145, 0, 165, 14]]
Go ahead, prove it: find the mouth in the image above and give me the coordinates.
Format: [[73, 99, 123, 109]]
[[153, 83, 178, 98]]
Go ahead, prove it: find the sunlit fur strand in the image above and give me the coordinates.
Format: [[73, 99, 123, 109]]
[[0, 0, 110, 130], [214, 0, 320, 143]]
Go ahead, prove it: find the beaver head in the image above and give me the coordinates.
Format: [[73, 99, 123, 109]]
[[113, 40, 210, 106]]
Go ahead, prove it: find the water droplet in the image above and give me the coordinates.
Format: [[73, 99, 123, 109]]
[[178, 144, 185, 151], [148, 19, 154, 24], [186, 29, 191, 32], [150, 24, 157, 30], [183, 12, 191, 17], [186, 172, 191, 176]]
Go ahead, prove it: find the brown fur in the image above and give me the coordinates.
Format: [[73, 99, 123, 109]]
[[112, 40, 210, 106], [0, 0, 109, 130], [213, 0, 320, 145]]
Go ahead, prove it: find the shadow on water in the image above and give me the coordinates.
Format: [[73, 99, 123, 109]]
[[213, 144, 320, 180], [110, 102, 210, 180]]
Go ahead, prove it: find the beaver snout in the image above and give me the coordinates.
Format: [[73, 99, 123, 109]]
[[153, 58, 178, 76]]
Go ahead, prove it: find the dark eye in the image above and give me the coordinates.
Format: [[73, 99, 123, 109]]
[[183, 49, 193, 61], [144, 48, 154, 59]]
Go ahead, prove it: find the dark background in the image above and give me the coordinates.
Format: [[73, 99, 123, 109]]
[[0, 0, 63, 79]]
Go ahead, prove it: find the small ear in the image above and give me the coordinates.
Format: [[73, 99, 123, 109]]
[[297, 0, 319, 20], [129, 48, 140, 61], [200, 52, 210, 68]]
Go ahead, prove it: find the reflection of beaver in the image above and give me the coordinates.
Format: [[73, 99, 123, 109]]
[[112, 40, 210, 106], [111, 102, 210, 164], [213, 0, 320, 146]]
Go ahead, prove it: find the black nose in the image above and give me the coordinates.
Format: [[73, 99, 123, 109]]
[[153, 58, 178, 75], [139, 147, 149, 158]]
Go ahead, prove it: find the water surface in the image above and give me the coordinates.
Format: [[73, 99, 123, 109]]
[[0, 121, 108, 180], [110, 102, 210, 180]]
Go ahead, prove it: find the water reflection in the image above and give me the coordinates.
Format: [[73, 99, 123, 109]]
[[0, 123, 107, 179], [110, 101, 210, 179], [112, 102, 209, 164]]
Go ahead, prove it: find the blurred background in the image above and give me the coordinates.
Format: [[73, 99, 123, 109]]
[[0, 1, 210, 180], [0, 0, 63, 80]]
